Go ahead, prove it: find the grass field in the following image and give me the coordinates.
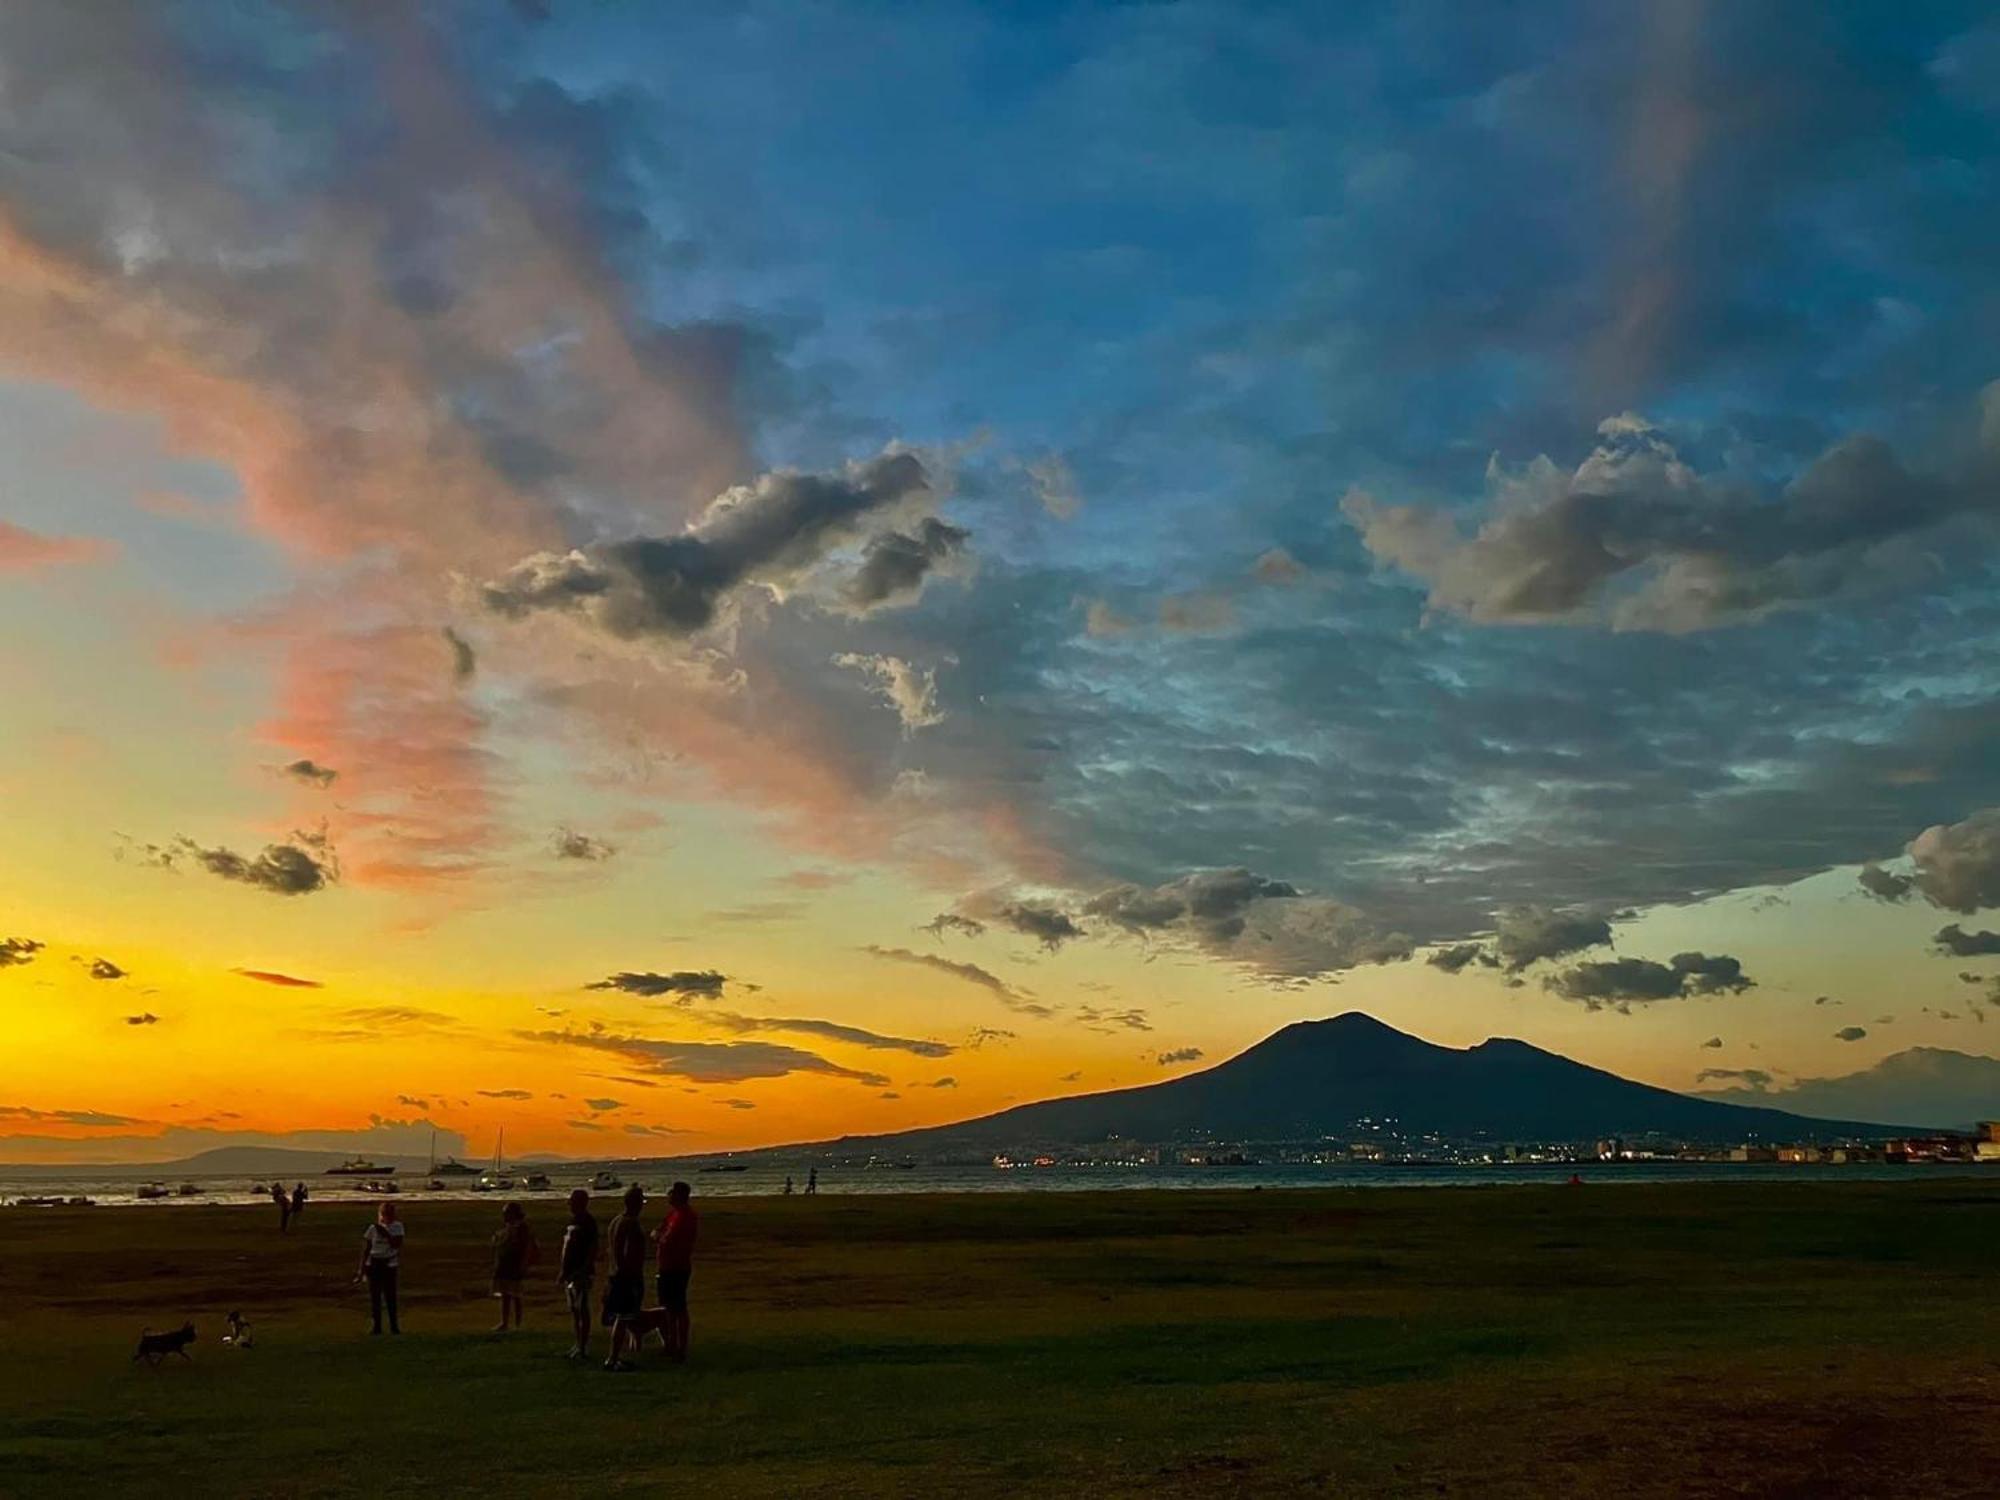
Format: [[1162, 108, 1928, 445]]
[[4, 1182, 2000, 1497]]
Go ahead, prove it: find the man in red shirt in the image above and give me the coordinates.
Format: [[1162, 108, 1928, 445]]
[[652, 1180, 697, 1363]]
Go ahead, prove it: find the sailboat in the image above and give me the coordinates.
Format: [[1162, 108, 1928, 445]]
[[476, 1129, 514, 1192]]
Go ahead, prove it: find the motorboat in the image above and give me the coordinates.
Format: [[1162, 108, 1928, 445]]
[[136, 1182, 170, 1200], [589, 1170, 622, 1191], [522, 1171, 552, 1191], [325, 1158, 396, 1177], [360, 1178, 399, 1195], [177, 1182, 203, 1196], [427, 1131, 478, 1177]]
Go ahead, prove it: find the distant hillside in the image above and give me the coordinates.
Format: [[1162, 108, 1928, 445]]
[[807, 1013, 1902, 1156], [1694, 1046, 2000, 1132]]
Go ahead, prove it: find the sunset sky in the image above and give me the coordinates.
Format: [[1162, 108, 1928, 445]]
[[4, 2, 1999, 1163]]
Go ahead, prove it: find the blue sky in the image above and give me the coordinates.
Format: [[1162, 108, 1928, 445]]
[[2, 1, 1999, 1156]]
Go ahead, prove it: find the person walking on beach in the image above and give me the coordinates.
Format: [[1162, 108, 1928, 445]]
[[272, 1181, 292, 1233], [805, 1166, 817, 1196], [652, 1181, 698, 1363], [357, 1201, 405, 1335], [558, 1188, 601, 1361], [601, 1184, 647, 1371], [291, 1182, 308, 1221], [783, 1174, 793, 1196], [490, 1201, 538, 1332]]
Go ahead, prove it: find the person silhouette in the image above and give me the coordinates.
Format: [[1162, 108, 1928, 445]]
[[805, 1167, 818, 1197], [357, 1201, 404, 1334], [272, 1182, 291, 1233], [783, 1175, 794, 1196]]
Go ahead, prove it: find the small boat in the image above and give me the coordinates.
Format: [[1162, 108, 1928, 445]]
[[522, 1171, 552, 1191], [177, 1182, 203, 1196], [426, 1178, 446, 1191], [360, 1178, 400, 1195], [589, 1170, 623, 1191], [325, 1158, 396, 1177], [136, 1182, 170, 1200], [697, 1163, 748, 1174], [13, 1195, 65, 1208], [250, 1182, 267, 1195]]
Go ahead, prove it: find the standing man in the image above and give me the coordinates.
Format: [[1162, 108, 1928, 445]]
[[357, 1201, 405, 1335], [601, 1184, 646, 1371], [272, 1182, 291, 1233], [291, 1181, 308, 1222], [558, 1188, 600, 1362], [805, 1166, 817, 1196], [653, 1181, 698, 1363]]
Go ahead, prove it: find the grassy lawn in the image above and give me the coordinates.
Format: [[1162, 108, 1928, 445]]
[[4, 1182, 2000, 1497]]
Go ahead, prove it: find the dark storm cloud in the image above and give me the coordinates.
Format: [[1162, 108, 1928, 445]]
[[1936, 924, 2000, 957], [586, 970, 728, 1001], [282, 759, 338, 788], [516, 1028, 888, 1087], [0, 938, 45, 968], [551, 828, 614, 862], [1493, 906, 1613, 972], [1834, 1026, 1868, 1042], [482, 451, 937, 638], [844, 517, 970, 611], [700, 1010, 955, 1059], [87, 958, 126, 980], [1546, 951, 1754, 1009]]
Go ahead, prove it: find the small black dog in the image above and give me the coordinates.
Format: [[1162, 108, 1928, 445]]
[[133, 1321, 197, 1366]]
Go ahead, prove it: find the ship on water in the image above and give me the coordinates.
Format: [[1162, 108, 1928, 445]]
[[325, 1158, 396, 1177]]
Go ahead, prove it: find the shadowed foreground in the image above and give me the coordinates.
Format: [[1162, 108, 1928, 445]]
[[3, 1183, 1999, 1497]]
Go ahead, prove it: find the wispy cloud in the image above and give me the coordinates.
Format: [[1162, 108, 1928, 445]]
[[515, 1028, 888, 1087]]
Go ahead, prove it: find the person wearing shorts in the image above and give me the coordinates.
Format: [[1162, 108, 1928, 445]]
[[652, 1180, 697, 1363], [602, 1183, 647, 1371]]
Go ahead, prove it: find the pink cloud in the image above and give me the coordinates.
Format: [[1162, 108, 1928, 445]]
[[0, 519, 114, 573]]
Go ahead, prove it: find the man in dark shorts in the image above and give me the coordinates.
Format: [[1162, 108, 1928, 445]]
[[652, 1181, 697, 1363], [558, 1188, 600, 1361], [602, 1183, 646, 1371]]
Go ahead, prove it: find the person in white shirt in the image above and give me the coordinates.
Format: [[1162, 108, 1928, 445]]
[[356, 1202, 406, 1335]]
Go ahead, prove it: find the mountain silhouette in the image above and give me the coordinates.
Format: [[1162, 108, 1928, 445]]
[[831, 1013, 1900, 1153]]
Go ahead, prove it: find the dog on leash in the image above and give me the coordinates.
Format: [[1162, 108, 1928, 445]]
[[133, 1321, 197, 1366], [223, 1310, 253, 1348]]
